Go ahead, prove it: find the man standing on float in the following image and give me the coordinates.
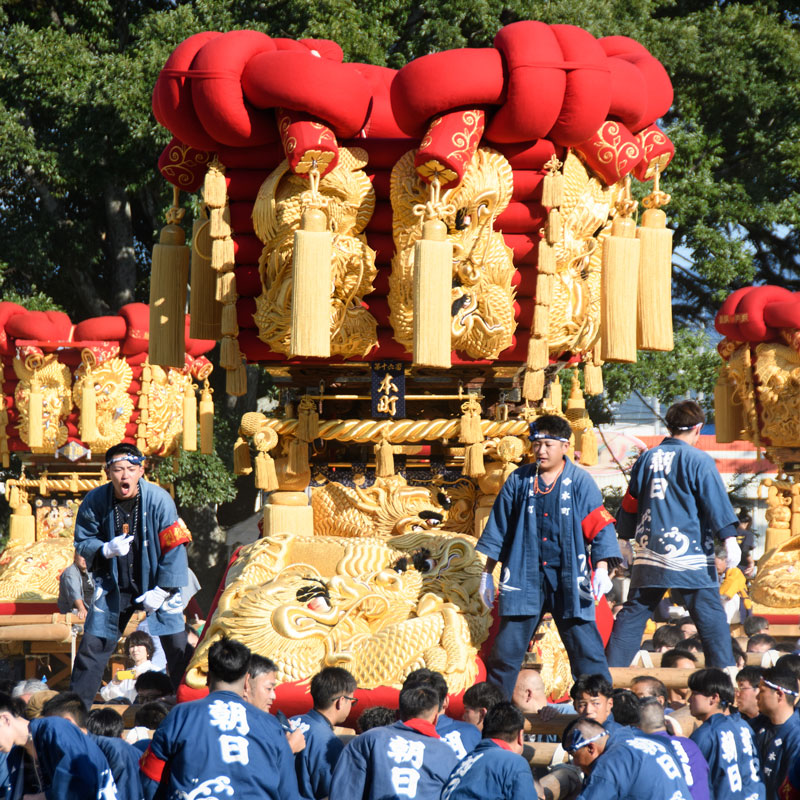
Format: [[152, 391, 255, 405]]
[[476, 414, 621, 700], [70, 443, 192, 709], [606, 400, 739, 668]]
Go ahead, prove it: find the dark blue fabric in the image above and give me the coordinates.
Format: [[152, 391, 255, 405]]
[[146, 690, 298, 800], [91, 735, 144, 800], [329, 720, 458, 800], [652, 730, 711, 800], [689, 713, 766, 800], [536, 474, 562, 569], [29, 717, 116, 800], [1, 749, 24, 800], [436, 716, 481, 760], [289, 708, 344, 800], [441, 739, 537, 800], [755, 711, 800, 798]]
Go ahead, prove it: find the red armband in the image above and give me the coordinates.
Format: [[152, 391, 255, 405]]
[[582, 505, 615, 541], [620, 490, 638, 514], [159, 519, 192, 553], [780, 776, 800, 800], [140, 747, 167, 783]]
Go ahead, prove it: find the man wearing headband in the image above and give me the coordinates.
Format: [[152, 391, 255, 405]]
[[70, 443, 192, 709], [562, 717, 692, 799], [607, 400, 740, 670], [754, 667, 800, 798], [476, 414, 621, 699]]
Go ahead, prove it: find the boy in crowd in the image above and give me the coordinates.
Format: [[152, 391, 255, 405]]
[[652, 624, 685, 653], [715, 543, 753, 623], [662, 649, 698, 709], [748, 634, 777, 654], [571, 674, 620, 732], [441, 702, 537, 800], [735, 666, 764, 727], [688, 668, 765, 800], [462, 682, 505, 731], [290, 666, 356, 800], [329, 685, 458, 800]]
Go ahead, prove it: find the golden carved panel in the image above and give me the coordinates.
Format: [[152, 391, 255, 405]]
[[753, 342, 800, 447], [143, 365, 191, 456], [73, 357, 134, 453], [13, 354, 71, 453], [0, 538, 75, 601]]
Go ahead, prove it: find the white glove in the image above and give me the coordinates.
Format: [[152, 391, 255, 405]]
[[479, 572, 495, 609], [102, 534, 134, 558], [136, 587, 171, 614], [725, 537, 742, 569], [591, 567, 613, 601]]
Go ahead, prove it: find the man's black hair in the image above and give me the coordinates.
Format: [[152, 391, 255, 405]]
[[681, 637, 703, 653], [403, 669, 448, 707], [688, 668, 735, 708], [530, 414, 572, 442], [398, 685, 440, 721], [208, 637, 251, 686], [561, 716, 605, 748], [104, 443, 144, 464], [743, 616, 769, 637], [125, 630, 155, 660], [41, 691, 88, 729], [134, 701, 170, 730], [357, 706, 397, 732], [481, 701, 524, 742], [87, 707, 125, 738], [570, 674, 612, 701], [463, 681, 505, 712], [664, 400, 704, 434], [676, 616, 696, 632], [748, 633, 777, 650], [247, 654, 278, 679], [310, 667, 357, 709], [610, 689, 640, 726], [775, 655, 800, 684], [653, 625, 684, 651], [661, 648, 697, 669], [630, 676, 668, 705], [736, 666, 764, 687], [761, 667, 799, 698], [134, 671, 174, 700]]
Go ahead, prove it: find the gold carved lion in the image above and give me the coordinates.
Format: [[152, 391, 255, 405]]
[[0, 538, 75, 601], [752, 342, 800, 447], [142, 364, 191, 455], [388, 147, 516, 360], [185, 530, 491, 691], [13, 354, 71, 453], [252, 147, 378, 358], [751, 535, 800, 608]]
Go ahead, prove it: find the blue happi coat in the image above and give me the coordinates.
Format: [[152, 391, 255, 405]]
[[29, 717, 117, 800], [578, 728, 692, 800], [75, 479, 188, 638], [618, 438, 737, 589], [690, 712, 765, 800], [91, 735, 144, 800], [755, 711, 800, 798], [141, 690, 299, 800], [436, 716, 481, 760], [441, 739, 537, 800], [476, 459, 620, 618], [329, 720, 457, 800], [289, 708, 344, 800]]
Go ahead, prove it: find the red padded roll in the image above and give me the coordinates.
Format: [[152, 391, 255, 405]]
[[502, 234, 540, 265], [74, 315, 128, 342], [350, 63, 405, 139], [604, 57, 647, 128], [365, 233, 396, 263], [367, 171, 392, 198], [229, 202, 255, 234], [510, 171, 544, 202], [370, 202, 393, 232], [0, 303, 27, 356], [496, 202, 546, 234], [236, 297, 257, 328], [494, 140, 563, 169], [235, 265, 262, 297], [226, 171, 271, 201], [119, 303, 151, 355], [735, 286, 796, 342], [6, 310, 72, 342], [763, 296, 800, 331], [217, 143, 285, 169], [233, 235, 264, 266]]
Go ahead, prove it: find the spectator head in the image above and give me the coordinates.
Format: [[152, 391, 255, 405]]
[[570, 675, 614, 725], [403, 669, 448, 711], [735, 666, 763, 719], [125, 630, 155, 664], [652, 625, 684, 653], [747, 633, 777, 654], [676, 617, 698, 639], [24, 690, 59, 720], [0, 693, 29, 752], [11, 679, 48, 704], [680, 637, 703, 656], [87, 707, 125, 738], [243, 654, 278, 712], [462, 682, 505, 730], [481, 702, 525, 754], [664, 401, 704, 437], [609, 689, 640, 726], [104, 443, 146, 499], [207, 637, 251, 691], [134, 701, 170, 731], [688, 668, 735, 722], [775, 654, 800, 695], [731, 638, 746, 669], [757, 667, 799, 721], [73, 551, 87, 571], [357, 706, 396, 733], [134, 671, 174, 703], [638, 697, 667, 734], [562, 717, 608, 774], [398, 686, 440, 723], [743, 616, 769, 638], [737, 511, 752, 528], [41, 691, 88, 730], [309, 667, 357, 724], [512, 667, 548, 714], [661, 648, 697, 706], [630, 676, 668, 708]]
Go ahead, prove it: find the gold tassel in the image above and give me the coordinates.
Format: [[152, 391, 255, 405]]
[[548, 376, 562, 411], [204, 159, 227, 208], [584, 362, 604, 396], [546, 208, 562, 244], [233, 435, 252, 475], [183, 383, 197, 451], [636, 173, 674, 352], [375, 437, 395, 477], [69, 472, 79, 493], [199, 383, 214, 454], [459, 396, 483, 444], [580, 427, 598, 466], [537, 238, 557, 274], [190, 214, 222, 341], [221, 303, 239, 338], [714, 365, 744, 443], [522, 368, 545, 402], [28, 377, 43, 448], [209, 206, 231, 239], [297, 396, 319, 442], [288, 438, 309, 476], [211, 238, 235, 274], [533, 303, 550, 337], [525, 335, 549, 372], [535, 272, 553, 306], [81, 378, 98, 444], [9, 500, 35, 546], [601, 186, 640, 363], [149, 190, 190, 368], [226, 363, 248, 397], [541, 166, 564, 208], [220, 336, 240, 370], [464, 443, 486, 477], [255, 451, 279, 491], [216, 270, 236, 303], [9, 485, 20, 509], [0, 442, 8, 469]]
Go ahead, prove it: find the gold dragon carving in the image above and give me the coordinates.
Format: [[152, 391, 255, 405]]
[[751, 341, 800, 448], [13, 354, 71, 452], [389, 147, 516, 360], [72, 353, 134, 453], [752, 534, 800, 609], [0, 538, 75, 601], [252, 147, 378, 358], [185, 530, 492, 691], [142, 364, 192, 455]]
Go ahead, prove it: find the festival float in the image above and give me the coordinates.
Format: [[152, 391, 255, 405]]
[[0, 301, 214, 679], [143, 20, 675, 709], [715, 287, 800, 618]]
